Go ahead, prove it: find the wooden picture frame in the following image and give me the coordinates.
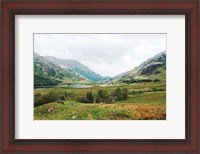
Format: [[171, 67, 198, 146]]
[[1, 0, 199, 153]]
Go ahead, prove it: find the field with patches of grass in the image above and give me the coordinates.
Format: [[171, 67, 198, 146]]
[[34, 82, 166, 120]]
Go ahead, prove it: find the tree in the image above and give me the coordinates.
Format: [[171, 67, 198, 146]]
[[122, 88, 128, 99], [114, 87, 123, 100], [106, 95, 115, 104], [98, 90, 107, 99], [114, 87, 128, 101], [96, 94, 100, 103], [86, 92, 94, 103], [97, 89, 108, 102]]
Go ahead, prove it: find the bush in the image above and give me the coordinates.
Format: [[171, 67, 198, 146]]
[[77, 88, 128, 104], [34, 91, 60, 107], [153, 79, 160, 82], [114, 87, 123, 100], [42, 91, 59, 103], [106, 95, 116, 104], [97, 89, 108, 103], [132, 90, 137, 95], [98, 90, 108, 99], [114, 87, 128, 101], [86, 92, 94, 103], [77, 97, 89, 103], [121, 78, 152, 84], [152, 87, 157, 92], [95, 94, 100, 103], [62, 90, 74, 99], [60, 94, 66, 101], [132, 90, 143, 95], [122, 88, 128, 99], [77, 91, 94, 103], [63, 91, 69, 98], [34, 93, 42, 107]]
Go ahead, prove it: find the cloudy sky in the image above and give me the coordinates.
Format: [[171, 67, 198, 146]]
[[34, 34, 166, 77]]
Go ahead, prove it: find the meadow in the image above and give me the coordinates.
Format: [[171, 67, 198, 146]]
[[34, 82, 166, 120]]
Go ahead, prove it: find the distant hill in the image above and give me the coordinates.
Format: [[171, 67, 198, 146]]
[[112, 51, 166, 83], [34, 51, 166, 86], [45, 56, 106, 82], [34, 53, 89, 86]]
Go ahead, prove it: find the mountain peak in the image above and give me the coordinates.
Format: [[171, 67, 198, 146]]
[[112, 51, 166, 83], [34, 53, 88, 86], [45, 56, 105, 82]]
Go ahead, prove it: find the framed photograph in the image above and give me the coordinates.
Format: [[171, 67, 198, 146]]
[[1, 0, 199, 153]]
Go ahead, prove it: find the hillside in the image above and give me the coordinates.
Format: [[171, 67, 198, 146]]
[[45, 56, 105, 82], [34, 51, 166, 86], [34, 53, 89, 86], [112, 51, 166, 84]]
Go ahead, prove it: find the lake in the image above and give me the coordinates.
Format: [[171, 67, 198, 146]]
[[34, 84, 93, 89]]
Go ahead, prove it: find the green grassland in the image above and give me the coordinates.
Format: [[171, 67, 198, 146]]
[[34, 82, 166, 120]]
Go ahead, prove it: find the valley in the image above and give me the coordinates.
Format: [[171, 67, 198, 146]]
[[34, 82, 166, 120], [34, 51, 166, 120]]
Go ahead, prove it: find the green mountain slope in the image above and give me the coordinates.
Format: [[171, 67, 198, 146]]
[[34, 53, 89, 86], [34, 51, 166, 86], [45, 56, 105, 82], [113, 51, 166, 83]]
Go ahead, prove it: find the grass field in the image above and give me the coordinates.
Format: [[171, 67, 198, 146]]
[[34, 82, 166, 120]]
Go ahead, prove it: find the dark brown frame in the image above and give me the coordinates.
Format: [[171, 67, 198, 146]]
[[0, 0, 199, 153]]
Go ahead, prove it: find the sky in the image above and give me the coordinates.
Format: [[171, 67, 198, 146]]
[[34, 33, 166, 77]]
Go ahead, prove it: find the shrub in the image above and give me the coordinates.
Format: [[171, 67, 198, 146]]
[[34, 91, 66, 107], [95, 94, 100, 103], [98, 89, 108, 99], [63, 90, 75, 99], [132, 90, 144, 95], [153, 79, 160, 82], [46, 91, 59, 102], [86, 92, 94, 103], [106, 95, 116, 104], [122, 88, 128, 99], [152, 87, 157, 92], [114, 87, 123, 100], [97, 89, 108, 103], [63, 91, 69, 98], [77, 91, 94, 103], [114, 87, 128, 101], [60, 94, 66, 101], [77, 97, 89, 103], [34, 93, 42, 107]]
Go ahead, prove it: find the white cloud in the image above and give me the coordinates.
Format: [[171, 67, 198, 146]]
[[34, 33, 166, 77]]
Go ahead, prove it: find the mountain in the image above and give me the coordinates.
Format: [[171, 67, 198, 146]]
[[34, 53, 89, 86], [45, 56, 106, 82], [112, 71, 130, 81], [34, 51, 166, 86], [112, 51, 166, 83]]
